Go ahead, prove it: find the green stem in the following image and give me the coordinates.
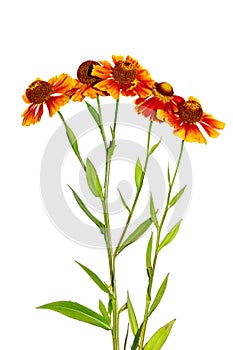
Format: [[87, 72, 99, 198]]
[[139, 140, 185, 350], [100, 98, 120, 350], [113, 98, 119, 136], [114, 120, 153, 257], [97, 96, 108, 150], [58, 111, 86, 171]]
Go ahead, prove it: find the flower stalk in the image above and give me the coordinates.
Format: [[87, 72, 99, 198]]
[[114, 120, 154, 257], [100, 98, 120, 350], [139, 140, 185, 349]]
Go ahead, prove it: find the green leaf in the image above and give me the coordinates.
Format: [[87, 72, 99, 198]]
[[119, 303, 127, 314], [75, 261, 109, 293], [99, 300, 110, 323], [68, 185, 105, 230], [149, 139, 161, 155], [118, 218, 152, 254], [60, 119, 85, 169], [127, 292, 138, 336], [118, 188, 130, 213], [124, 323, 130, 350], [108, 296, 113, 316], [85, 101, 100, 126], [37, 301, 111, 330], [65, 124, 81, 158], [135, 158, 144, 190], [146, 233, 153, 273], [143, 319, 176, 350], [131, 324, 143, 350], [158, 220, 182, 252], [86, 158, 103, 199], [110, 126, 114, 138], [150, 193, 159, 230], [169, 185, 186, 208], [149, 274, 169, 316]]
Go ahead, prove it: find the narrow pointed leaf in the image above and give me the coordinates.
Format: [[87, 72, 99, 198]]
[[118, 218, 152, 254], [60, 120, 85, 169], [149, 274, 169, 316], [169, 185, 186, 208], [124, 323, 130, 350], [146, 233, 153, 273], [119, 303, 127, 314], [143, 319, 176, 350], [135, 158, 144, 190], [99, 300, 110, 323], [75, 261, 109, 293], [127, 292, 138, 336], [149, 139, 161, 155], [86, 158, 103, 199], [150, 193, 159, 230], [158, 220, 182, 252], [37, 301, 111, 330], [65, 124, 81, 158], [68, 185, 105, 230], [85, 101, 100, 126], [131, 324, 143, 350], [108, 296, 113, 316], [118, 188, 130, 213]]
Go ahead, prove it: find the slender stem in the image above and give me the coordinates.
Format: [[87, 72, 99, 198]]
[[100, 98, 120, 350], [113, 98, 119, 136], [97, 96, 108, 150], [139, 140, 185, 349], [58, 110, 86, 171], [114, 120, 153, 257]]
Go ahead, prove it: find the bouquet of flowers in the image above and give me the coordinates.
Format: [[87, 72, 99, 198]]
[[21, 55, 225, 349]]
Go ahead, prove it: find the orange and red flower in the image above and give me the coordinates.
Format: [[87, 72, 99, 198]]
[[22, 74, 75, 126], [135, 82, 184, 121], [157, 97, 225, 144], [92, 55, 155, 99], [70, 60, 108, 102]]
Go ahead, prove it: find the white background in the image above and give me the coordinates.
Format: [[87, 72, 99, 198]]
[[1, 0, 233, 349]]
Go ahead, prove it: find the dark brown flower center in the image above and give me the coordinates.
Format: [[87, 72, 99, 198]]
[[77, 60, 101, 85], [26, 80, 52, 104], [112, 61, 137, 84], [156, 82, 174, 97], [178, 100, 203, 123]]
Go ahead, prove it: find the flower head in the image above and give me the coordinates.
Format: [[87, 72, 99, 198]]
[[22, 74, 75, 126], [135, 82, 184, 121], [70, 60, 108, 102], [158, 97, 225, 144], [92, 55, 155, 99]]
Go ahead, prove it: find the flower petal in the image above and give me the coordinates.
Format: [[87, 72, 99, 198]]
[[173, 124, 187, 140], [134, 82, 154, 98], [112, 55, 124, 64], [201, 114, 225, 130], [95, 79, 120, 99], [199, 121, 220, 138], [177, 123, 207, 144], [22, 103, 44, 126], [126, 56, 142, 70], [156, 110, 170, 122], [185, 124, 207, 143], [92, 64, 111, 79], [46, 95, 69, 116], [71, 84, 88, 102], [49, 73, 75, 94], [22, 93, 30, 104], [98, 60, 113, 70]]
